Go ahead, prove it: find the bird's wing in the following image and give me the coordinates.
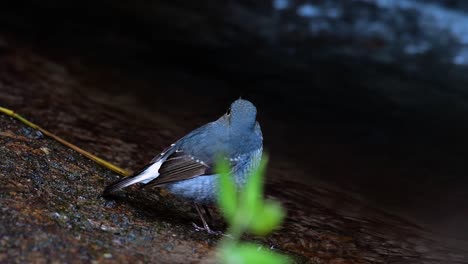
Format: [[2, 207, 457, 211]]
[[143, 150, 214, 187], [103, 144, 177, 195]]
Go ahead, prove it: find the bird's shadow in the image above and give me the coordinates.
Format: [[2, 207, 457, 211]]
[[102, 186, 227, 239]]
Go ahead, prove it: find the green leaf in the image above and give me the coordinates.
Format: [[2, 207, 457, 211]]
[[240, 155, 269, 218], [215, 158, 238, 223], [248, 200, 285, 236], [221, 243, 292, 264]]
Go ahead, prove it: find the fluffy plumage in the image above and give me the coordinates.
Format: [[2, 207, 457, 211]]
[[103, 99, 263, 204]]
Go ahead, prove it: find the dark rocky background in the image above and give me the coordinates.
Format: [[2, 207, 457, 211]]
[[1, 0, 468, 263]]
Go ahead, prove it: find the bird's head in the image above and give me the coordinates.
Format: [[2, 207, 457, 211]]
[[224, 98, 258, 131]]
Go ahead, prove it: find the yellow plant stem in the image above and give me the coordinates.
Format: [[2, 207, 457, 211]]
[[0, 106, 131, 177]]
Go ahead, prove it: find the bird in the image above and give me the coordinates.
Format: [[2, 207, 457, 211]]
[[103, 98, 263, 233]]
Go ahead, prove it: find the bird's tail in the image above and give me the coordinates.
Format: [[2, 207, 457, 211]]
[[103, 160, 162, 196]]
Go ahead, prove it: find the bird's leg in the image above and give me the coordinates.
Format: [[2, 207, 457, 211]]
[[192, 203, 221, 235], [202, 205, 214, 224], [203, 205, 229, 234]]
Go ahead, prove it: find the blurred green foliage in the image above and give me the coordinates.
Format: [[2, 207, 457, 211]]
[[216, 155, 291, 264]]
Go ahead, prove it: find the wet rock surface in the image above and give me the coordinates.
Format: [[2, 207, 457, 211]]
[[0, 35, 467, 263], [0, 116, 218, 263]]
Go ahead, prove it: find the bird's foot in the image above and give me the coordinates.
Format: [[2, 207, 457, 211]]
[[192, 222, 223, 235]]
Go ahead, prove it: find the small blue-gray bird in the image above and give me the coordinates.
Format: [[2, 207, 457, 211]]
[[103, 98, 263, 233]]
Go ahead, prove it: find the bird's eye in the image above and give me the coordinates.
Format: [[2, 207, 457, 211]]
[[226, 108, 231, 116]]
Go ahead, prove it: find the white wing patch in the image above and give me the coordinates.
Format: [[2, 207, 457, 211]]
[[136, 160, 163, 184]]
